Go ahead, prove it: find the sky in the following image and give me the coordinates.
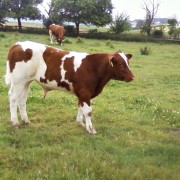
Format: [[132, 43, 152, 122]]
[[111, 0, 180, 21], [40, 0, 180, 21]]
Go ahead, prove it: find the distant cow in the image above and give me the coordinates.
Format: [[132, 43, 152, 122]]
[[49, 24, 64, 45], [0, 22, 4, 27], [5, 41, 134, 134]]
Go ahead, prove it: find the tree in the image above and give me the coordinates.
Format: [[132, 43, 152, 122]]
[[110, 12, 131, 34], [0, 0, 10, 23], [135, 20, 144, 30], [90, 0, 113, 27], [41, 0, 64, 29], [8, 0, 43, 30], [167, 18, 178, 38], [52, 0, 113, 36], [141, 0, 160, 36]]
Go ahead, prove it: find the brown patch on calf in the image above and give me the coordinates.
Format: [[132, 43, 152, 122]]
[[58, 81, 70, 90], [40, 77, 47, 84], [41, 47, 71, 90], [72, 54, 112, 107], [63, 57, 76, 82], [8, 44, 32, 72]]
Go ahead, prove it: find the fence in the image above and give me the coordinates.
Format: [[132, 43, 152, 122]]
[[0, 25, 48, 35], [1, 25, 180, 44]]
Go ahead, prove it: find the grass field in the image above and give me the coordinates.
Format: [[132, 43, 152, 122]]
[[0, 31, 179, 179]]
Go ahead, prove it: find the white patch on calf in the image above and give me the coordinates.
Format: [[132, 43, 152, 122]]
[[62, 52, 88, 71], [11, 42, 46, 83], [12, 61, 37, 83], [15, 41, 48, 82], [14, 42, 60, 90], [60, 61, 73, 91], [119, 52, 129, 68], [60, 61, 66, 81], [81, 102, 92, 115], [16, 41, 46, 52]]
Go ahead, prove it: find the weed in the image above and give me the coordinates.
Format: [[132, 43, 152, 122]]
[[140, 46, 152, 55], [76, 37, 84, 44], [106, 40, 112, 46], [106, 40, 115, 49]]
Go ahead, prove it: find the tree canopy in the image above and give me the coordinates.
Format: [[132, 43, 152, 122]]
[[50, 0, 113, 35], [0, 0, 10, 23], [8, 0, 43, 30], [110, 12, 131, 34], [141, 0, 160, 36], [167, 18, 179, 38]]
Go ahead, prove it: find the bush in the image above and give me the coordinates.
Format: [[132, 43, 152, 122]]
[[152, 29, 164, 38], [64, 25, 76, 34], [140, 46, 152, 55], [0, 33, 5, 38], [43, 19, 54, 29], [80, 31, 149, 42], [110, 13, 131, 34], [88, 29, 98, 34], [63, 38, 72, 44], [20, 27, 47, 35], [168, 28, 180, 39]]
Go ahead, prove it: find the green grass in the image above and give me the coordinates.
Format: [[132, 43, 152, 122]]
[[0, 32, 180, 179]]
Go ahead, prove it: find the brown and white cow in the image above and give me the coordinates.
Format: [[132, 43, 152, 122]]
[[5, 41, 134, 134], [0, 22, 4, 27], [49, 24, 64, 45]]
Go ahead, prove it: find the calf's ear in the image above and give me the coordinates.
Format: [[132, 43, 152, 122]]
[[126, 54, 132, 60], [110, 56, 115, 67]]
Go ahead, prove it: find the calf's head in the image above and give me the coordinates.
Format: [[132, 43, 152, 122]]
[[110, 52, 134, 82], [57, 38, 63, 45]]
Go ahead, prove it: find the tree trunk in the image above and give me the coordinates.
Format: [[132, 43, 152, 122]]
[[75, 22, 80, 36], [17, 17, 22, 30], [147, 25, 151, 36]]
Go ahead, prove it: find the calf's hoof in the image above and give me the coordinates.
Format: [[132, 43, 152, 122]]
[[12, 123, 20, 129], [77, 121, 85, 127], [87, 127, 97, 135], [23, 120, 30, 125]]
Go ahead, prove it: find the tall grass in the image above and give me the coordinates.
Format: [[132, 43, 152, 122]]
[[0, 32, 179, 179]]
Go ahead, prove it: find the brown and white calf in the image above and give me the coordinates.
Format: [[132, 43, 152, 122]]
[[5, 41, 134, 134], [49, 24, 64, 45]]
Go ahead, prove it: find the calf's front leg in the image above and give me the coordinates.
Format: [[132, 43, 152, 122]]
[[76, 107, 85, 127], [80, 102, 97, 135]]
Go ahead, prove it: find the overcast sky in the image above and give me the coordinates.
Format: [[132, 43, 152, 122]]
[[111, 0, 180, 20], [41, 0, 180, 21]]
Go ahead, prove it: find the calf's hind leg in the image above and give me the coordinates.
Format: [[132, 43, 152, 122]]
[[18, 83, 30, 124], [49, 30, 54, 44], [8, 83, 30, 127]]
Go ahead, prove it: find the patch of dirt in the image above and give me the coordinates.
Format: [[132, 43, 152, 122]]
[[170, 130, 180, 136]]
